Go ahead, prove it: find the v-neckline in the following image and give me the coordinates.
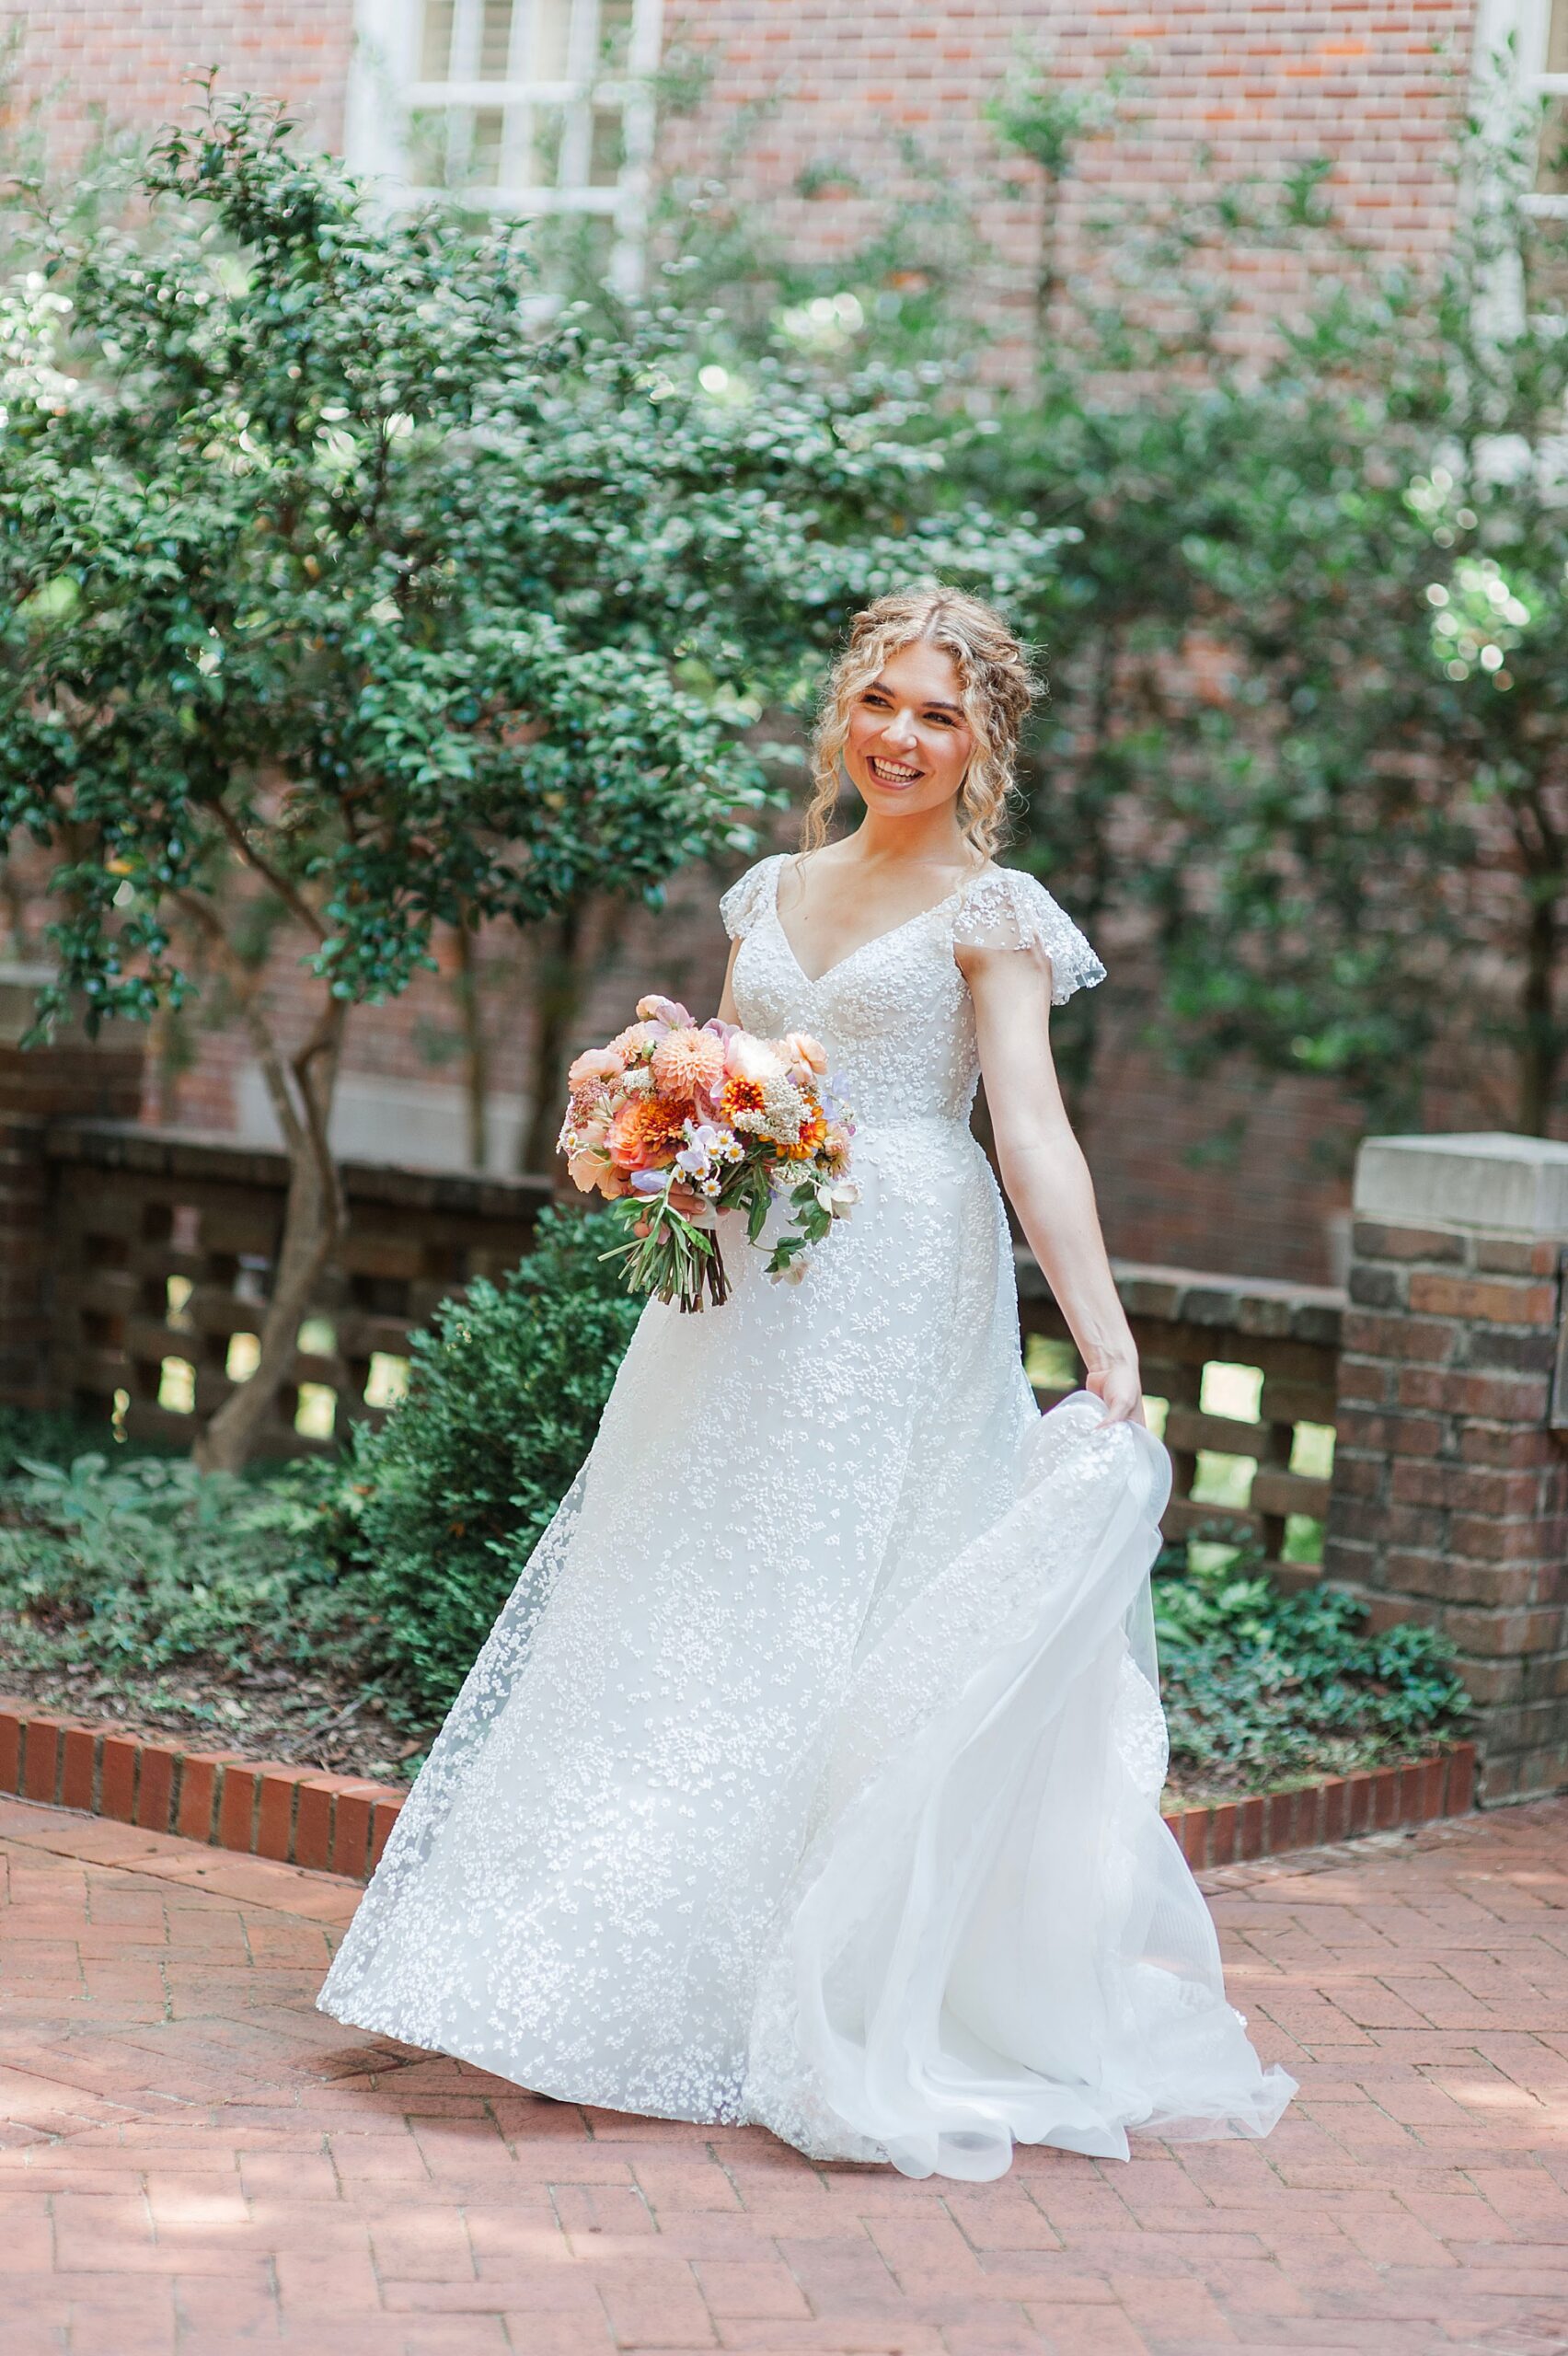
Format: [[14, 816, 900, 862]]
[[767, 854, 991, 989]]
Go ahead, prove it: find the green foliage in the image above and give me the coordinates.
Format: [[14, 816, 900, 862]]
[[341, 1205, 641, 1718], [0, 86, 1060, 1034], [0, 1449, 367, 1680], [972, 62, 1568, 1133], [1155, 1552, 1470, 1786]]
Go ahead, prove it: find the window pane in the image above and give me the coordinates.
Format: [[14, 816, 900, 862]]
[[532, 104, 565, 183], [1523, 214, 1568, 311], [1547, 0, 1568, 75], [1538, 96, 1568, 196], [600, 0, 635, 72], [589, 106, 625, 187], [421, 0, 456, 78], [532, 0, 573, 79], [479, 0, 516, 78], [470, 106, 505, 184]]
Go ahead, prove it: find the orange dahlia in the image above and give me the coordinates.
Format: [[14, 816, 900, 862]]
[[607, 1096, 684, 1172], [651, 1026, 726, 1105]]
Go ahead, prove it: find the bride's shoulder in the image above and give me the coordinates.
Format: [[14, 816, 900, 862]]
[[719, 851, 788, 941], [952, 867, 1107, 1006]]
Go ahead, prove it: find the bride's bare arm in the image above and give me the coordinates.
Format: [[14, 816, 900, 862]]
[[717, 941, 742, 1026], [960, 937, 1143, 1425]]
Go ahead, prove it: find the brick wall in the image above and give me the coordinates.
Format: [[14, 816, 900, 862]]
[[4, 3, 355, 158], [1, 0, 1495, 1282], [1326, 1137, 1568, 1803], [656, 0, 1476, 378]]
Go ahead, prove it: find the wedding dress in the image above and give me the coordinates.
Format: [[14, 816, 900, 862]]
[[317, 854, 1295, 2179]]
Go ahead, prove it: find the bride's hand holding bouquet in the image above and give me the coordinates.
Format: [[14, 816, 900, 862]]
[[557, 995, 859, 1311]]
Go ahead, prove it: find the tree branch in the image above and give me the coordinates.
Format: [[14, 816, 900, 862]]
[[208, 798, 328, 943]]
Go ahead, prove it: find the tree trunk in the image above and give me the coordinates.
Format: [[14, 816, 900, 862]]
[[453, 916, 490, 1172], [194, 997, 347, 1474], [521, 899, 587, 1177], [1516, 885, 1561, 1138]]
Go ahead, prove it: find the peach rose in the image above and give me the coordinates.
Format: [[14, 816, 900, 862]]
[[782, 1031, 828, 1075], [567, 1045, 624, 1091], [724, 1030, 785, 1086]]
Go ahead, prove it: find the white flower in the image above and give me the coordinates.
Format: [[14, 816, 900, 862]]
[[758, 1075, 807, 1144], [725, 1032, 786, 1086]]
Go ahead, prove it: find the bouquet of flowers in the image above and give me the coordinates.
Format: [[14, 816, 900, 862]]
[[557, 995, 859, 1311]]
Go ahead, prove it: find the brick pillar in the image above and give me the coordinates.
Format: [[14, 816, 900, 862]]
[[1326, 1133, 1568, 1803], [0, 964, 144, 1411]]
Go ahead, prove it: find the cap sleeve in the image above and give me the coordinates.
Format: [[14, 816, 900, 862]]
[[952, 870, 1106, 1006], [719, 854, 784, 943]]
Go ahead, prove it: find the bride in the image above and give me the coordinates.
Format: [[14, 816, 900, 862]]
[[318, 585, 1295, 2180]]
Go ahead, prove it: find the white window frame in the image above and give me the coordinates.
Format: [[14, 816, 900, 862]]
[[344, 0, 665, 293], [1473, 0, 1568, 217]]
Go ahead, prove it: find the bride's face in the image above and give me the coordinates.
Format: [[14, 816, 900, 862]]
[[843, 642, 974, 822]]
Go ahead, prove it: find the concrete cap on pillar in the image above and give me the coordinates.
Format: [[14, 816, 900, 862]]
[[1355, 1132, 1568, 1238]]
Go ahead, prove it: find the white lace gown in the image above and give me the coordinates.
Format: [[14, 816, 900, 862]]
[[318, 856, 1295, 2180]]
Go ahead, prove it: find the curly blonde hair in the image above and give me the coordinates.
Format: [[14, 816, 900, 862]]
[[801, 586, 1040, 863]]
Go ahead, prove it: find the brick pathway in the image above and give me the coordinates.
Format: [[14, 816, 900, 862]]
[[1, 1792, 1565, 2356]]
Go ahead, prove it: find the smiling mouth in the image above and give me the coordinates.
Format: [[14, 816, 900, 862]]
[[867, 756, 922, 785]]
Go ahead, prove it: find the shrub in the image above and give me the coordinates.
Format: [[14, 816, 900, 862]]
[[344, 1205, 641, 1720], [1156, 1553, 1470, 1787], [0, 1450, 367, 1680]]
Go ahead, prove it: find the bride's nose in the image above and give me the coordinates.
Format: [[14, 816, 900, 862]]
[[882, 708, 918, 749]]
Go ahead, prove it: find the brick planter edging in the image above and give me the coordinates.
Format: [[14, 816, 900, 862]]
[[1159, 1740, 1477, 1870], [0, 1699, 1476, 1884], [0, 1703, 407, 1881]]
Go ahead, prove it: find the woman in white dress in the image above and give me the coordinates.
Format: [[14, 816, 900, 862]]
[[318, 587, 1294, 2181]]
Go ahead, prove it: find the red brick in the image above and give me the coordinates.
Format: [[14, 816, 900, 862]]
[[1266, 1789, 1297, 1854], [22, 1715, 64, 1805], [1351, 1219, 1467, 1264], [133, 1744, 178, 1835], [1207, 1802, 1237, 1866], [256, 1768, 314, 1863], [1408, 1272, 1558, 1324], [294, 1781, 337, 1873], [329, 1784, 386, 1879], [1344, 1770, 1376, 1837], [60, 1726, 98, 1812], [1320, 1774, 1349, 1843], [1446, 1740, 1477, 1816], [367, 1795, 404, 1871], [217, 1762, 265, 1854], [1237, 1795, 1266, 1861], [1474, 1233, 1561, 1277], [1396, 1760, 1426, 1825], [98, 1734, 139, 1823], [176, 1751, 234, 1844], [1373, 1764, 1401, 1829], [1418, 1753, 1447, 1820]]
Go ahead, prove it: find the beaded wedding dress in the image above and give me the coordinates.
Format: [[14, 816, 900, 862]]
[[318, 855, 1294, 2179]]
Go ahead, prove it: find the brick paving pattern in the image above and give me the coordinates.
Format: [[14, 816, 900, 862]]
[[1, 1790, 1564, 2356]]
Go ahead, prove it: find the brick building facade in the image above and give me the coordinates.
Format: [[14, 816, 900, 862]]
[[5, 0, 1563, 1281]]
